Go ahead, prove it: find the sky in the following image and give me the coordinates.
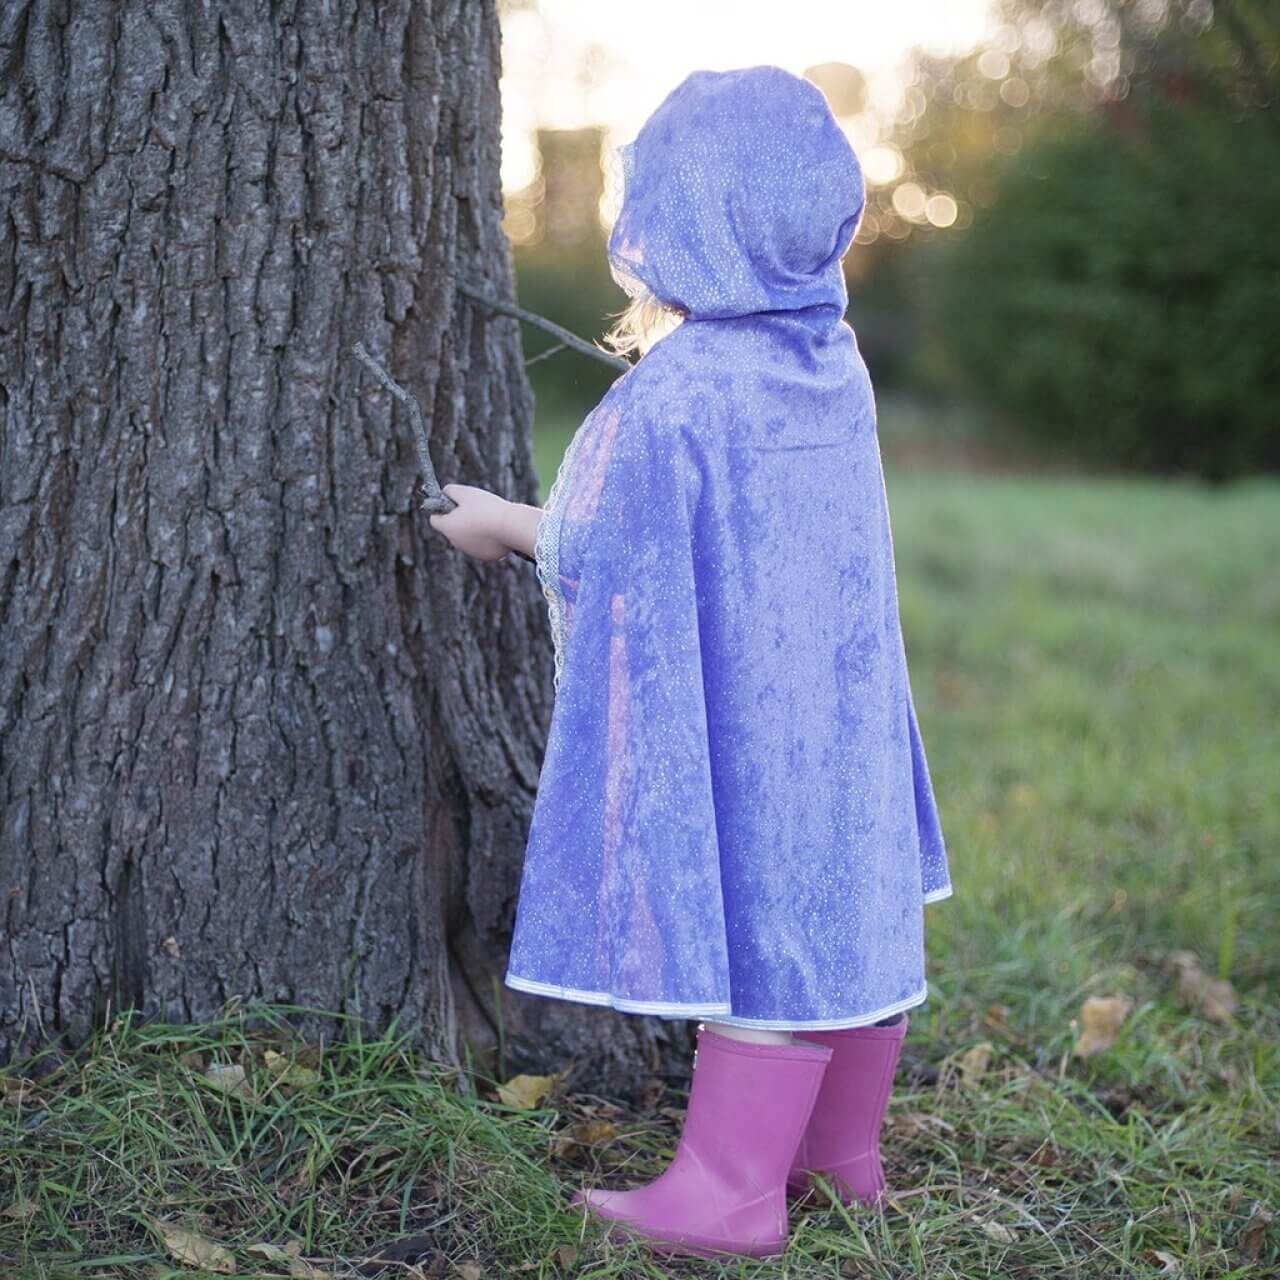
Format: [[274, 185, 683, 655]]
[[498, 0, 1000, 192]]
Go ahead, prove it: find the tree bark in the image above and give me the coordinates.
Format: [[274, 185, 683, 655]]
[[0, 0, 677, 1095]]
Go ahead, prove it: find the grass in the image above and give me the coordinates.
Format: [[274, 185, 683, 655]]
[[4, 426, 1278, 1278]]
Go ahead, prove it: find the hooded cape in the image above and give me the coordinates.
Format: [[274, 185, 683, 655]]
[[506, 66, 951, 1028]]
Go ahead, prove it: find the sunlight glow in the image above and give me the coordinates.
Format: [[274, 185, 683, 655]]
[[500, 1, 999, 186]]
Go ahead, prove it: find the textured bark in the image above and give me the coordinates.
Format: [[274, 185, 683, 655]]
[[0, 0, 679, 1093]]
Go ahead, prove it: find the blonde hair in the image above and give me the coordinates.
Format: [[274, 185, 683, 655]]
[[598, 285, 687, 359]]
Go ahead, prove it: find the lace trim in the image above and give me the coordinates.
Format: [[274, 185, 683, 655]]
[[534, 425, 590, 692]]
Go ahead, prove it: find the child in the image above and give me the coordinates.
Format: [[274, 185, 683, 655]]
[[429, 64, 951, 1261]]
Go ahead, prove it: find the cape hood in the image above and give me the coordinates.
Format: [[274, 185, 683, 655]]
[[607, 65, 865, 320]]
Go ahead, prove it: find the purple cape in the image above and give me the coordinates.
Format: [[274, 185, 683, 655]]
[[506, 65, 951, 1029]]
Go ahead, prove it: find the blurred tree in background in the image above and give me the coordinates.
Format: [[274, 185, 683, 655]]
[[933, 93, 1278, 479], [505, 124, 624, 439], [916, 0, 1279, 478]]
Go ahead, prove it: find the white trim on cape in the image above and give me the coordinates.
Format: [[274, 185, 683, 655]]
[[502, 973, 934, 1031]]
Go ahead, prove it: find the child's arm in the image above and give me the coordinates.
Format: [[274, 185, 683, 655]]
[[500, 501, 542, 562], [428, 483, 541, 563]]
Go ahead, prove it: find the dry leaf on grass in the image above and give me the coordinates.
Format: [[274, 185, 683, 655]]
[[556, 1242, 579, 1269], [496, 1071, 565, 1110], [150, 1218, 235, 1274], [552, 1118, 619, 1157], [1, 1075, 41, 1106], [2, 1200, 37, 1219], [264, 1049, 321, 1087], [247, 1241, 296, 1262], [203, 1061, 258, 1100], [983, 1003, 1013, 1034], [890, 1111, 956, 1138], [455, 1261, 484, 1280], [1073, 994, 1134, 1058], [959, 1041, 994, 1085], [1171, 951, 1238, 1024], [1026, 1139, 1061, 1168], [1147, 1249, 1182, 1274], [1239, 1202, 1273, 1262], [288, 1257, 333, 1279], [980, 1218, 1017, 1244]]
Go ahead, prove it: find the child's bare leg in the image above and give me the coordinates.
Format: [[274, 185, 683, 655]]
[[701, 1020, 793, 1045]]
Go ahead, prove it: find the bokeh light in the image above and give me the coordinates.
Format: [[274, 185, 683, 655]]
[[892, 181, 928, 221], [863, 144, 906, 186], [925, 192, 958, 227]]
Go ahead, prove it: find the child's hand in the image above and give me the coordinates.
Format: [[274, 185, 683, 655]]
[[428, 483, 513, 562]]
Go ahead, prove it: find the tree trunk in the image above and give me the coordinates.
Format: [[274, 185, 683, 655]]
[[0, 0, 678, 1095]]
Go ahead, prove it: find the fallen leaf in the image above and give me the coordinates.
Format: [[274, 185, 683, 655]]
[[497, 1073, 559, 1110], [0, 1076, 40, 1106], [264, 1049, 321, 1087], [2, 1200, 37, 1219], [983, 1003, 1012, 1033], [203, 1060, 257, 1101], [289, 1257, 333, 1279], [552, 1118, 619, 1158], [455, 1262, 484, 1280], [890, 1111, 956, 1137], [1147, 1249, 1181, 1274], [1171, 952, 1238, 1024], [980, 1218, 1016, 1244], [247, 1241, 296, 1262], [1073, 994, 1134, 1058], [556, 1242, 579, 1269], [1239, 1202, 1273, 1262], [1027, 1139, 1061, 1168], [150, 1218, 235, 1274], [959, 1041, 994, 1085]]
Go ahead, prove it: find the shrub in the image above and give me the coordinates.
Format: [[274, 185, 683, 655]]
[[931, 97, 1280, 480]]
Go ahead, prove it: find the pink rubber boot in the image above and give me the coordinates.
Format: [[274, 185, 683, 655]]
[[787, 1015, 909, 1207], [571, 1026, 833, 1258]]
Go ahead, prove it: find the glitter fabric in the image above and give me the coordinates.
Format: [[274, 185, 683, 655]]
[[506, 65, 951, 1029]]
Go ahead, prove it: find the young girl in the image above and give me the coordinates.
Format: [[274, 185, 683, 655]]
[[429, 64, 951, 1261]]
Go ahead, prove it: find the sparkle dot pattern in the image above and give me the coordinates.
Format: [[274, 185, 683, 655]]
[[508, 66, 951, 1030]]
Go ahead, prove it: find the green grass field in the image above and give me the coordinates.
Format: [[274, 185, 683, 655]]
[[4, 451, 1277, 1278]]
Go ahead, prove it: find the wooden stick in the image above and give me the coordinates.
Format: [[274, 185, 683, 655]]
[[351, 341, 457, 514], [457, 279, 633, 373]]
